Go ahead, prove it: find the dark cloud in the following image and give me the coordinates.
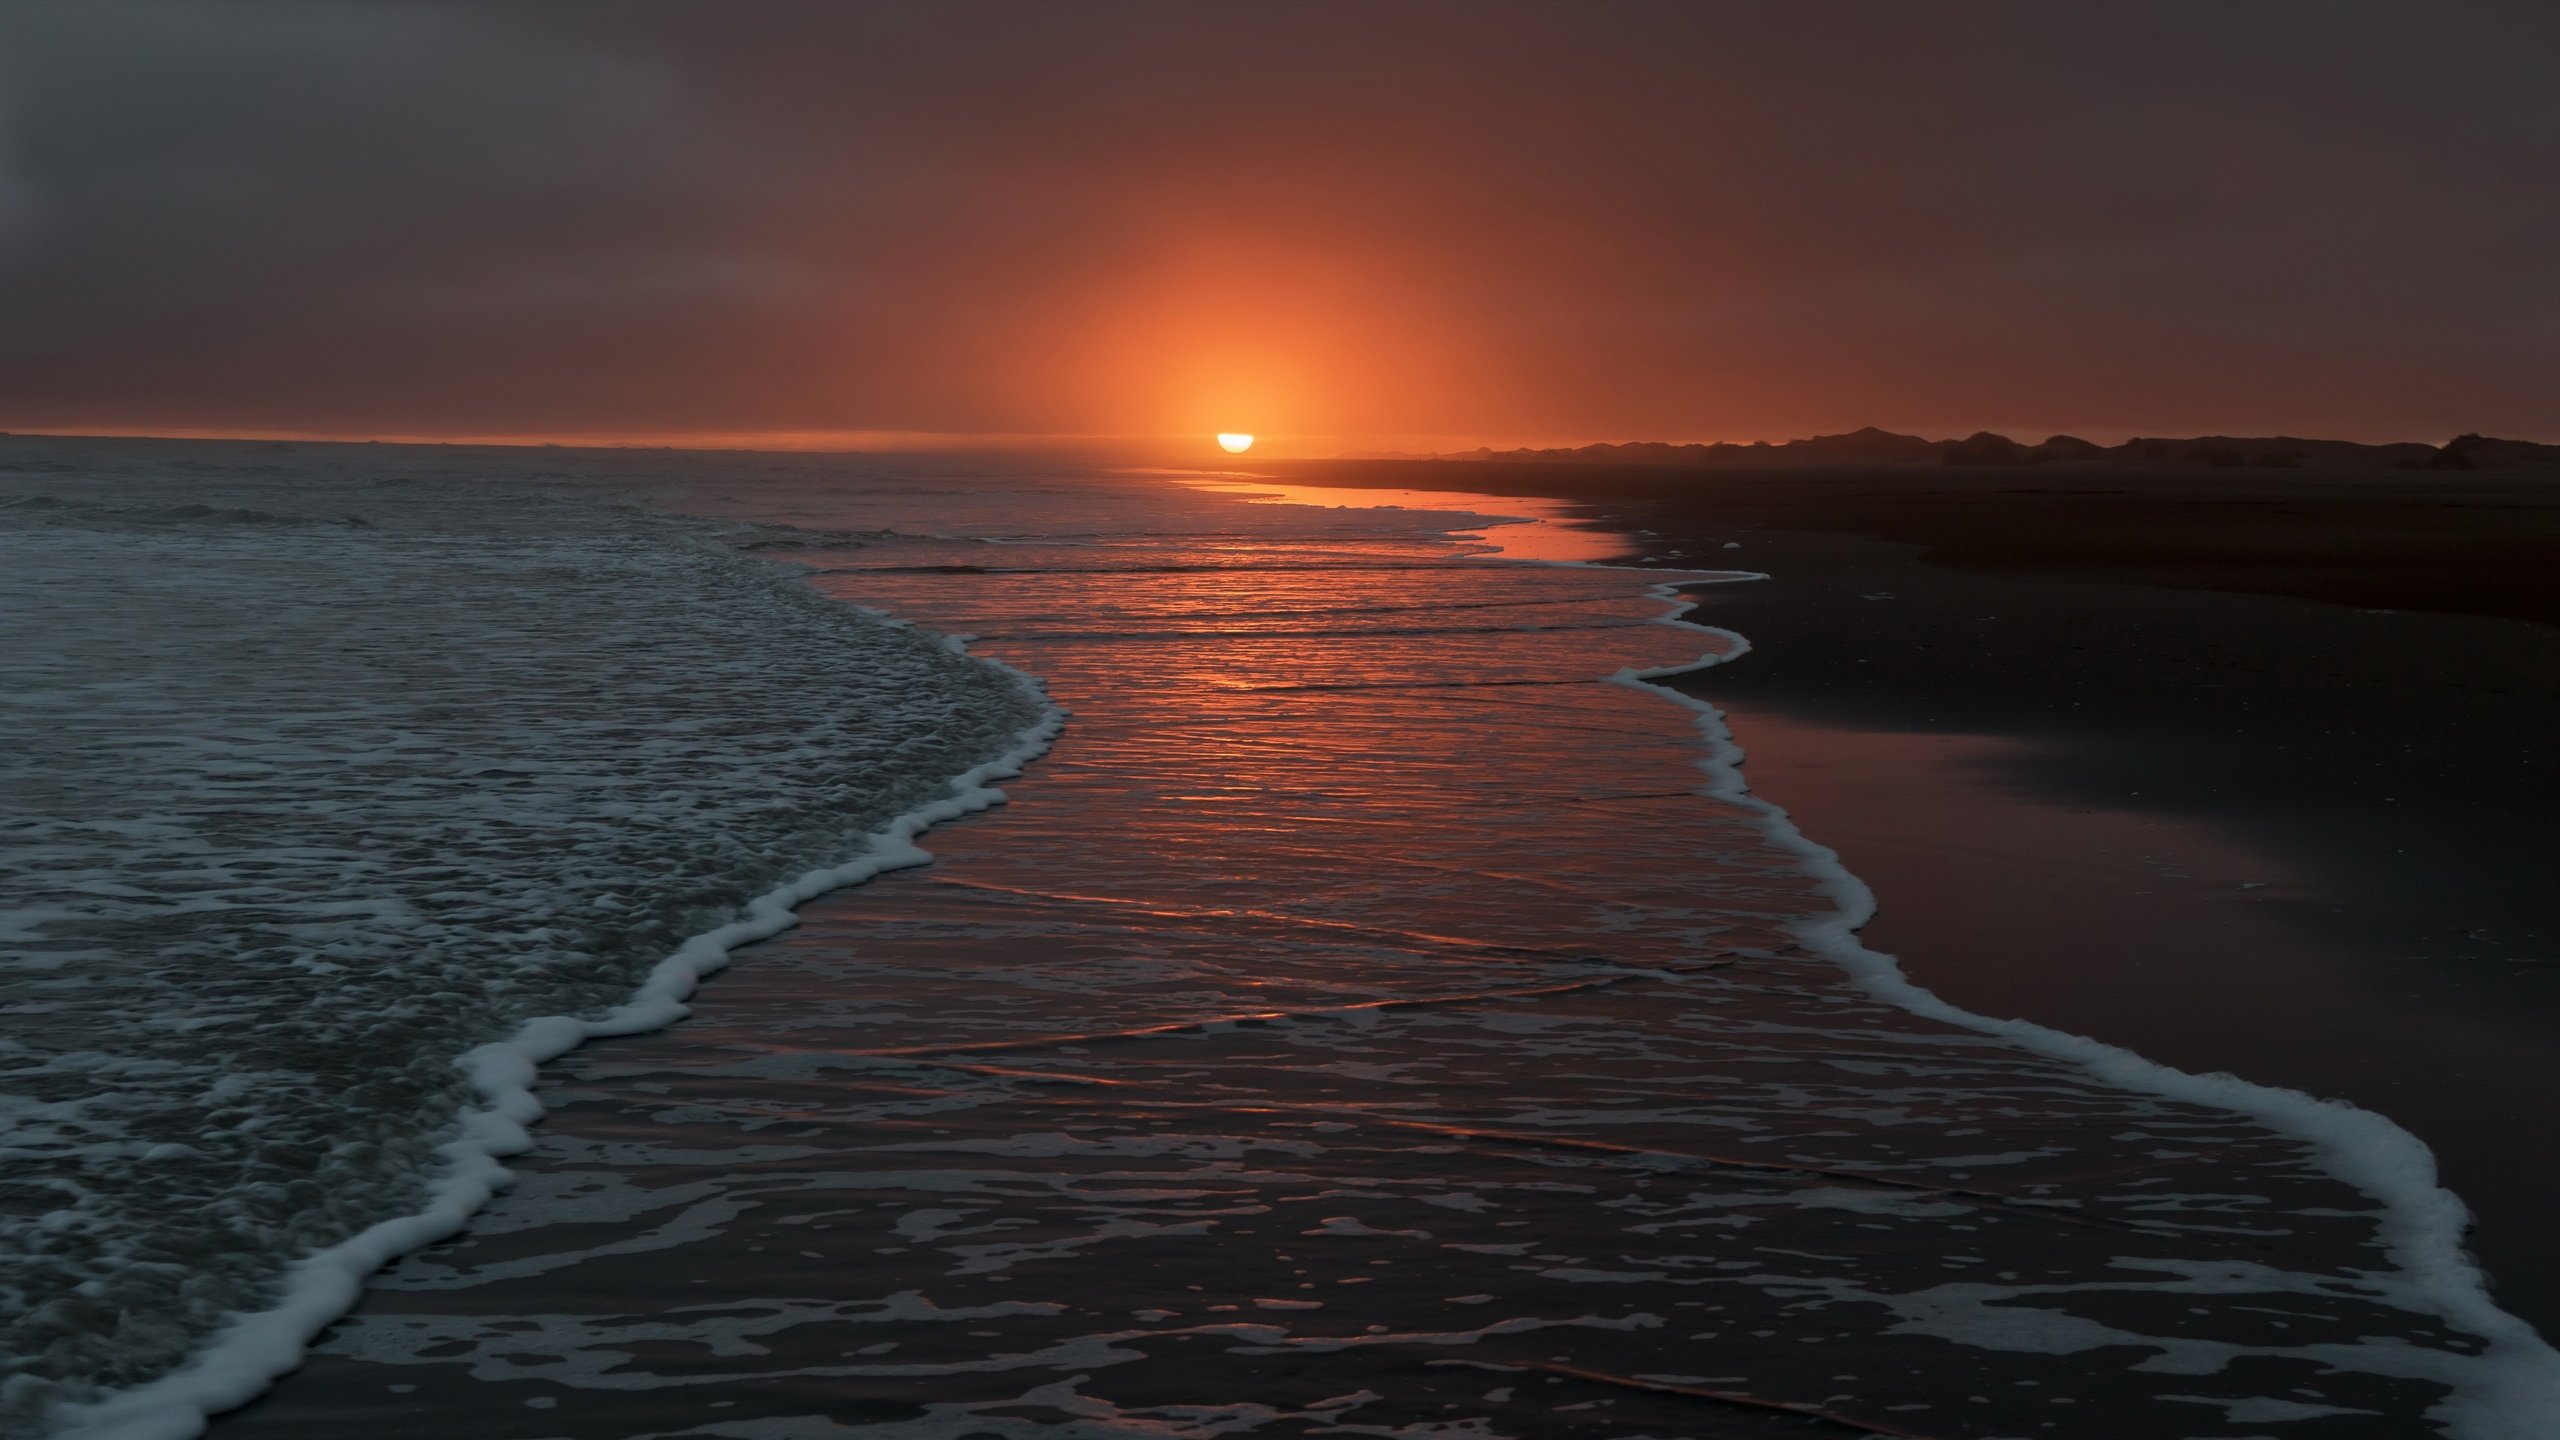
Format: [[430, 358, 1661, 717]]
[[0, 0, 2552, 443]]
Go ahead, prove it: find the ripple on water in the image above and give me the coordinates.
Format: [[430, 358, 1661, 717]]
[[0, 452, 1042, 1436], [169, 462, 2558, 1440]]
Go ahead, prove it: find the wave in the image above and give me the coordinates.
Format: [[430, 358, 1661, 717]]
[[48, 657, 1063, 1440], [0, 482, 1057, 1439], [1612, 574, 2560, 1438], [15, 447, 2558, 1436]]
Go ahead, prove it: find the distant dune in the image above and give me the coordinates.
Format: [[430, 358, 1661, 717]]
[[1373, 426, 2560, 471]]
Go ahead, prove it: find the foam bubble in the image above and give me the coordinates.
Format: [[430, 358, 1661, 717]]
[[1611, 574, 2560, 1438]]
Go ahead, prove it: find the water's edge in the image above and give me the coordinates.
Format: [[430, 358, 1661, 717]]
[[46, 499, 2560, 1440], [51, 626, 1066, 1440], [1614, 571, 2560, 1438]]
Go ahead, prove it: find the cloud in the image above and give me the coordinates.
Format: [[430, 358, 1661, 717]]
[[0, 0, 2552, 441]]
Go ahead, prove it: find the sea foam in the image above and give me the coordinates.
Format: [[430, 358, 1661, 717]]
[[13, 446, 2559, 1439], [1612, 572, 2560, 1439], [0, 449, 1051, 1437]]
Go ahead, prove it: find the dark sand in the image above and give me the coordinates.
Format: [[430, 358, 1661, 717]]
[[1282, 459, 2560, 1336], [201, 486, 2517, 1439]]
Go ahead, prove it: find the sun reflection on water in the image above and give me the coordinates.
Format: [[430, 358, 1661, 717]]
[[343, 465, 2507, 1440], [1181, 477, 1629, 564]]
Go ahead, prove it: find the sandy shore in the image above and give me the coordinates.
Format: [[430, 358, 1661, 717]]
[[184, 462, 2548, 1438], [1283, 458, 2560, 1336]]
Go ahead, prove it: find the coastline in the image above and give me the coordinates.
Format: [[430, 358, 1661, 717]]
[[50, 636, 1066, 1440], [1286, 458, 2560, 1337], [154, 453, 2539, 1424], [1619, 589, 2559, 1433]]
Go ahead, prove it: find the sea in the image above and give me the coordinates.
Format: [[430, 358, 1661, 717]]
[[2, 438, 2554, 1440]]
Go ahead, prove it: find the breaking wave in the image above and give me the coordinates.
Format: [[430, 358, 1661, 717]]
[[0, 449, 1048, 1435]]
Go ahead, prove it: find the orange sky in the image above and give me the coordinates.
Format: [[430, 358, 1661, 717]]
[[0, 2, 2552, 452]]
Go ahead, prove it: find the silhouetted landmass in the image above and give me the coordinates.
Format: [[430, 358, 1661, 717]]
[[1387, 428, 2560, 471]]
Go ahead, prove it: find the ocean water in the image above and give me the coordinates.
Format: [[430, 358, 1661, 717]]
[[4, 441, 2556, 1439], [0, 444, 1046, 1435]]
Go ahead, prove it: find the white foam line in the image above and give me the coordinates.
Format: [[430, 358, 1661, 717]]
[[1607, 572, 2560, 1439], [50, 643, 1067, 1440]]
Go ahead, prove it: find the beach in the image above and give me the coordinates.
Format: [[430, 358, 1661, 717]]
[[8, 440, 2556, 1439], [1289, 459, 2560, 1335], [11, 2, 2554, 1433]]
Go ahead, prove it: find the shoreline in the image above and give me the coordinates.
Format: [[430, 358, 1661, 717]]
[[1619, 583, 2556, 1416], [1278, 459, 2560, 627], [1280, 458, 2560, 1337], [194, 467, 2556, 1439], [49, 624, 1067, 1440]]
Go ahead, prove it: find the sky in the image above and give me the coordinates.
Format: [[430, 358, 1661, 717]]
[[0, 0, 2553, 454]]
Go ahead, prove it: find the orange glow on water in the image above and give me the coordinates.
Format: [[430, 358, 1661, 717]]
[[501, 469, 2409, 1434], [1184, 478, 1628, 564]]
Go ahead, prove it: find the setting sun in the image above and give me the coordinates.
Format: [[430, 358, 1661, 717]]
[[1216, 432, 1255, 454]]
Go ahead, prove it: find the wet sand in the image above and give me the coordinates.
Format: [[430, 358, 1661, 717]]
[[193, 476, 2534, 1438], [1284, 462, 2560, 627], [1284, 459, 2560, 1336]]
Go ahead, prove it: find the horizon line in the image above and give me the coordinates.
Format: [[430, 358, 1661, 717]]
[[1, 422, 2542, 457]]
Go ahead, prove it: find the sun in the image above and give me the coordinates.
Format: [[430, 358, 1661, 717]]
[[1216, 432, 1255, 454]]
